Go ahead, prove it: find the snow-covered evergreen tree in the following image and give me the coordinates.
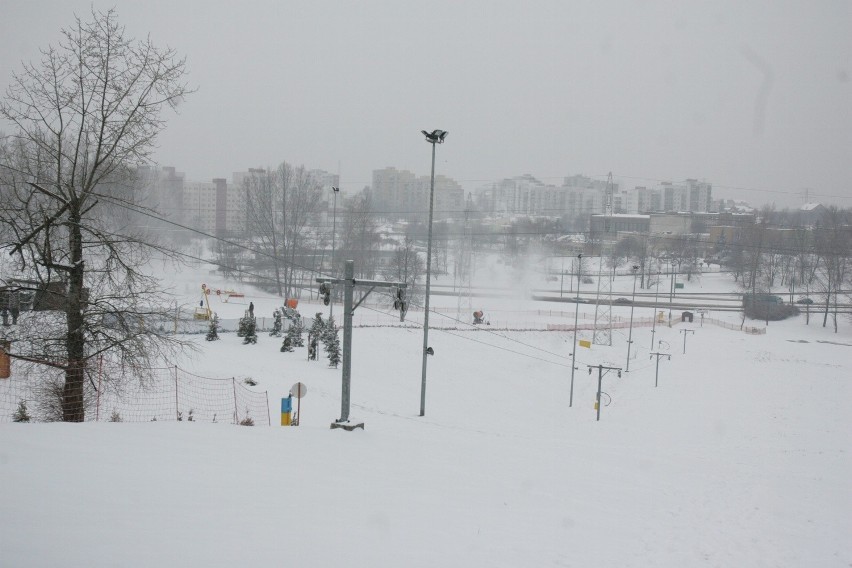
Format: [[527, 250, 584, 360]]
[[308, 313, 325, 361], [205, 313, 220, 341], [242, 311, 257, 345], [291, 316, 305, 347], [281, 319, 300, 352], [322, 315, 341, 368], [12, 400, 31, 422], [236, 314, 248, 337], [270, 310, 283, 337]]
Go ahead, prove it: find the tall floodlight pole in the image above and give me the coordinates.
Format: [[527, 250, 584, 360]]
[[329, 186, 340, 318], [651, 270, 661, 349], [419, 129, 448, 417], [668, 260, 676, 322], [625, 264, 639, 371], [569, 253, 583, 407]]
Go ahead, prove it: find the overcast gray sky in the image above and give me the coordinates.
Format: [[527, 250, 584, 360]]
[[1, 0, 850, 208]]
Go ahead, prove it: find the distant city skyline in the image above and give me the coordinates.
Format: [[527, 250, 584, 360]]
[[1, 1, 849, 209]]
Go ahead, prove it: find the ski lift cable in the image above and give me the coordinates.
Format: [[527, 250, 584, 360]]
[[435, 328, 574, 369], [359, 301, 598, 370], [371, 290, 569, 356], [364, 292, 575, 363]]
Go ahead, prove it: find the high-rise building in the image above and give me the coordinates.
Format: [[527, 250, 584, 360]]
[[657, 179, 712, 213], [372, 167, 463, 220], [475, 174, 608, 219]]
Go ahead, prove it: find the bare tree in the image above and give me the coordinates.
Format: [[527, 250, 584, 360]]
[[278, 163, 324, 298], [383, 237, 425, 306], [338, 189, 382, 280], [278, 162, 322, 298], [813, 207, 851, 331], [242, 168, 284, 296], [0, 9, 192, 421], [613, 235, 651, 286]]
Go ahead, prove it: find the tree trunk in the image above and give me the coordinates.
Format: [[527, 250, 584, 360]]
[[64, 212, 87, 422]]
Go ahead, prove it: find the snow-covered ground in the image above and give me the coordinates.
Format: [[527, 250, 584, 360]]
[[1, 256, 850, 567]]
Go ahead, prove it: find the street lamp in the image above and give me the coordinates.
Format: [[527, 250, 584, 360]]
[[625, 264, 639, 371], [419, 129, 448, 417], [569, 253, 583, 407], [329, 186, 340, 318], [651, 269, 661, 349], [668, 260, 677, 322]]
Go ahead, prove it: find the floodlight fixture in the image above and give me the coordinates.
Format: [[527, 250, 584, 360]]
[[422, 129, 448, 144]]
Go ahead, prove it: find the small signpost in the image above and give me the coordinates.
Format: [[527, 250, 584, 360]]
[[289, 382, 307, 426]]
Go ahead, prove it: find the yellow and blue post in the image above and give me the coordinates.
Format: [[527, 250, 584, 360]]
[[281, 396, 292, 426]]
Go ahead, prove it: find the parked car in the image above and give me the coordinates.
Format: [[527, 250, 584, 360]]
[[613, 297, 632, 304], [796, 297, 814, 305]]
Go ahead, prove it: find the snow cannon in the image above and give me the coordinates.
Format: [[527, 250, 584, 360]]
[[473, 310, 485, 325]]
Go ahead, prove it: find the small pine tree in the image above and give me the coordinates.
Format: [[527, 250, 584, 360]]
[[309, 312, 325, 339], [205, 313, 220, 341], [109, 410, 123, 422], [12, 400, 31, 422], [308, 313, 325, 361], [292, 316, 305, 347], [282, 319, 300, 352], [236, 314, 248, 337], [242, 311, 257, 345], [322, 315, 341, 368], [270, 310, 283, 337]]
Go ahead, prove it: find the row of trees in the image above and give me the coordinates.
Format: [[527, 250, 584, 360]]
[[606, 206, 852, 330], [726, 207, 851, 330]]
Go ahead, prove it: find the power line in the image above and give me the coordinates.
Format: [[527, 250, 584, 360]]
[[96, 195, 336, 281], [358, 303, 574, 369]]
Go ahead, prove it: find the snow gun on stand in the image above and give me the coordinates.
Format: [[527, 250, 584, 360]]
[[281, 298, 300, 321], [473, 310, 489, 325]]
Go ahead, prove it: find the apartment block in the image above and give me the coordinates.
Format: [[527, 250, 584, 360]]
[[372, 167, 463, 220]]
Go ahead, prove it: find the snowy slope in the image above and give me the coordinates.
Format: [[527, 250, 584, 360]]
[[1, 260, 850, 567]]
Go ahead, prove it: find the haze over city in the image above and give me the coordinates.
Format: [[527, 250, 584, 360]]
[[1, 0, 850, 208]]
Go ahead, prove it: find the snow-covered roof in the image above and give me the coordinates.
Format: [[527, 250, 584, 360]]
[[590, 214, 650, 219]]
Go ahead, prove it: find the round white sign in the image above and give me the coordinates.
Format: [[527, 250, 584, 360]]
[[290, 382, 307, 399]]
